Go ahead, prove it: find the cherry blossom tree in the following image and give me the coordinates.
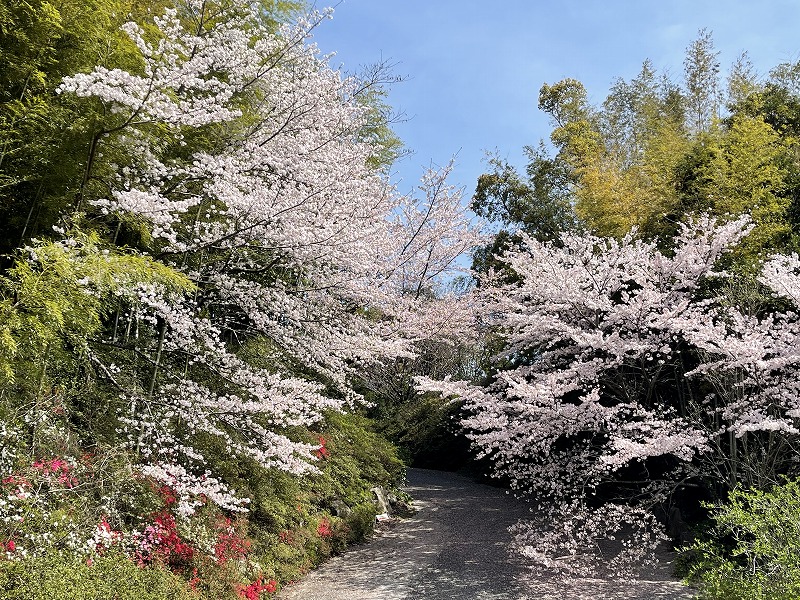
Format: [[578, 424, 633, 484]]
[[52, 0, 481, 511], [421, 214, 800, 576]]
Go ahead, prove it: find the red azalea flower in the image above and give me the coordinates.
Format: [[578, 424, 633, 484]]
[[1, 475, 28, 487], [314, 435, 329, 459], [236, 576, 278, 599], [278, 530, 293, 544], [214, 526, 250, 564], [188, 568, 201, 591], [316, 518, 332, 538], [137, 512, 194, 566]]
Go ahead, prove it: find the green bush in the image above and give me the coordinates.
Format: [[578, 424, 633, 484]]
[[0, 551, 194, 600], [344, 504, 379, 544], [315, 409, 404, 502], [684, 478, 800, 599]]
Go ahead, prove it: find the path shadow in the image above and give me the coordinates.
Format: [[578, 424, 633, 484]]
[[277, 469, 697, 600]]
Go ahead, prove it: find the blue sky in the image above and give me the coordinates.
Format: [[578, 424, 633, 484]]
[[311, 1, 800, 200]]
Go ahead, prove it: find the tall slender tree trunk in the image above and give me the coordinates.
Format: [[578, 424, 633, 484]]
[[148, 316, 167, 397], [19, 182, 45, 245], [75, 130, 104, 213]]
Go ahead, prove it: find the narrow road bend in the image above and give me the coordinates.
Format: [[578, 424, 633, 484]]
[[277, 468, 697, 600]]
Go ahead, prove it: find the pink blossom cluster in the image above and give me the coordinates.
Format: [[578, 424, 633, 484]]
[[32, 457, 78, 488], [138, 464, 250, 517]]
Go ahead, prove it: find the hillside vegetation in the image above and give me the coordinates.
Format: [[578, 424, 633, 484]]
[[0, 1, 477, 597]]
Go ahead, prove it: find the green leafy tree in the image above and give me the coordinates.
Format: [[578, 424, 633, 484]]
[[535, 65, 690, 239], [0, 235, 192, 453], [684, 28, 721, 133], [496, 31, 800, 263], [0, 0, 151, 252], [697, 115, 791, 260]]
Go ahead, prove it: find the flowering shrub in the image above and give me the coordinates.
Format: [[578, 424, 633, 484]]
[[314, 436, 329, 460], [214, 517, 250, 565], [32, 457, 78, 488], [278, 530, 294, 545], [132, 512, 195, 568], [0, 411, 404, 597], [236, 576, 278, 600], [0, 454, 100, 560], [89, 517, 123, 554], [1, 452, 272, 596], [316, 518, 332, 538]]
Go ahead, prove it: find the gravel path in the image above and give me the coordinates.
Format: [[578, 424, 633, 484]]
[[277, 468, 697, 600]]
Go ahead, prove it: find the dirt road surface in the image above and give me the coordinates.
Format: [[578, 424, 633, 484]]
[[277, 468, 697, 600]]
